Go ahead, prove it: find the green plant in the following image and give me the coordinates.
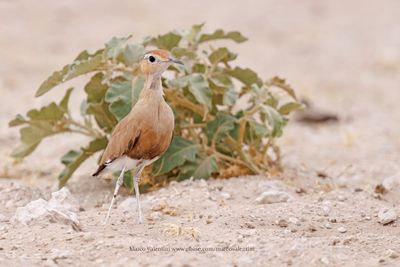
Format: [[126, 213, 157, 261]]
[[9, 24, 302, 188]]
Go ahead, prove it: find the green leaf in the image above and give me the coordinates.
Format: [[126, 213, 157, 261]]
[[278, 102, 303, 115], [105, 77, 132, 121], [199, 29, 247, 43], [35, 51, 105, 97], [225, 67, 262, 87], [10, 94, 72, 158], [185, 23, 204, 43], [247, 120, 269, 141], [11, 123, 63, 159], [86, 101, 117, 132], [59, 87, 74, 112], [145, 32, 182, 50], [35, 65, 69, 97], [11, 141, 40, 158], [123, 44, 145, 65], [27, 103, 64, 121], [9, 114, 27, 127], [153, 136, 199, 175], [64, 53, 104, 81], [267, 76, 297, 100], [206, 112, 236, 144], [85, 73, 108, 103], [58, 137, 108, 187], [224, 88, 238, 106], [261, 105, 286, 137], [171, 47, 197, 60], [105, 36, 131, 60], [188, 74, 212, 108], [178, 155, 218, 179], [208, 47, 237, 64], [84, 73, 117, 130]]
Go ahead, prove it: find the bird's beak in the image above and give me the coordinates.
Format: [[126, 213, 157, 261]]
[[169, 57, 184, 65]]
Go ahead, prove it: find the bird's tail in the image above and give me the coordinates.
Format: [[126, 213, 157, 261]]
[[92, 164, 106, 177]]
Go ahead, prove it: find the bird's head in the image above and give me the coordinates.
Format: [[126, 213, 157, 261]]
[[140, 49, 183, 75]]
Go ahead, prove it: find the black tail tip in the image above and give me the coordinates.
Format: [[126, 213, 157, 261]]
[[92, 164, 106, 177]]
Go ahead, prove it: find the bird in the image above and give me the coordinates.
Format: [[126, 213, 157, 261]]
[[92, 49, 183, 224]]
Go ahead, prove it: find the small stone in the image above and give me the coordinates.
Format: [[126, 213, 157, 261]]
[[49, 248, 70, 260], [148, 211, 162, 221], [320, 256, 330, 265], [255, 190, 293, 204], [321, 206, 330, 216], [288, 217, 300, 226], [337, 195, 347, 202], [295, 188, 306, 194], [331, 238, 340, 246], [12, 196, 81, 231], [324, 223, 332, 229], [308, 224, 317, 232], [329, 218, 337, 223], [386, 249, 399, 259], [83, 232, 95, 242], [382, 174, 400, 191], [220, 192, 232, 200], [245, 222, 255, 229], [278, 219, 288, 228], [337, 227, 347, 233], [12, 199, 49, 224], [378, 208, 397, 225], [48, 187, 80, 212]]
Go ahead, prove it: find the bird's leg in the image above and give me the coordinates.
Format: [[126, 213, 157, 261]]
[[133, 165, 145, 224], [104, 166, 126, 224]]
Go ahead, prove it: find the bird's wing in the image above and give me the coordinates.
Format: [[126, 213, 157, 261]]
[[99, 116, 141, 165]]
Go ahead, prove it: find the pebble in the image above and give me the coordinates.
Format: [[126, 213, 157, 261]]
[[337, 195, 347, 202], [288, 217, 300, 226], [321, 206, 330, 216], [320, 256, 330, 266], [148, 211, 162, 221], [337, 227, 347, 233], [324, 223, 332, 229], [308, 224, 317, 232], [386, 249, 399, 259], [382, 174, 400, 191], [255, 190, 293, 204], [83, 232, 95, 242], [378, 208, 397, 225], [12, 188, 81, 230], [278, 219, 288, 228], [220, 192, 232, 200], [48, 187, 80, 212]]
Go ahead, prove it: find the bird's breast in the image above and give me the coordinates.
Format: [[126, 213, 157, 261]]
[[128, 100, 174, 160]]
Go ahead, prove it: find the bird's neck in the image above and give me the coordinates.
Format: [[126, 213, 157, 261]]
[[145, 73, 162, 91], [139, 73, 164, 100]]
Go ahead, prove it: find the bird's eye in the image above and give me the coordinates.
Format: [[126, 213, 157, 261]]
[[148, 56, 156, 63]]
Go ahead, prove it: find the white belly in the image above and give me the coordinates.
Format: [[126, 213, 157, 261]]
[[105, 156, 159, 173]]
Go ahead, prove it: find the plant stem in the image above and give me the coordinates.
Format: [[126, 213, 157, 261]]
[[68, 119, 102, 137], [164, 89, 212, 120], [180, 123, 206, 129]]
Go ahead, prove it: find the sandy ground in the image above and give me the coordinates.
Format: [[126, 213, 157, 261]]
[[1, 0, 400, 266]]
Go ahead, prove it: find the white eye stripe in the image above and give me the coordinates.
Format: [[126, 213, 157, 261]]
[[144, 54, 159, 63]]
